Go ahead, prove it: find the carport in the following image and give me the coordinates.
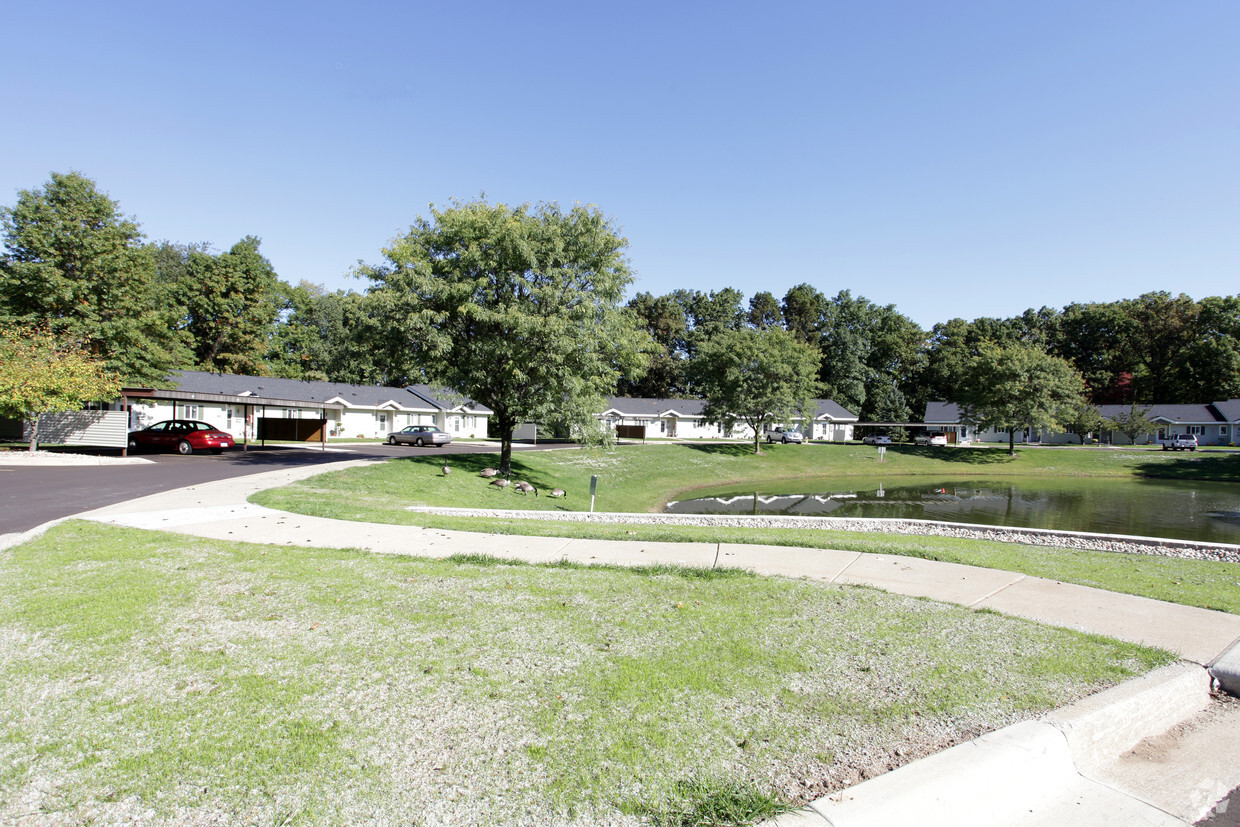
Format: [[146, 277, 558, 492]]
[[119, 387, 346, 456]]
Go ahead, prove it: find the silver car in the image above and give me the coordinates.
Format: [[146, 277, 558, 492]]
[[388, 425, 452, 447], [765, 428, 805, 444]]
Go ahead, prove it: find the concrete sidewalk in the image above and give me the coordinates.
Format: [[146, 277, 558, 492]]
[[17, 459, 1240, 826]]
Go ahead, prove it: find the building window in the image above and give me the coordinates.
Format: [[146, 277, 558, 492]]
[[183, 405, 200, 419], [226, 408, 233, 428], [1222, 425, 1230, 436], [1187, 425, 1204, 435]]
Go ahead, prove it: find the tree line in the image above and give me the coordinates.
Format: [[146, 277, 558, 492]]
[[3, 171, 1239, 458]]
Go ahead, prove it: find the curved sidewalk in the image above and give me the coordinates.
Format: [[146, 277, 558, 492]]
[[18, 459, 1240, 826]]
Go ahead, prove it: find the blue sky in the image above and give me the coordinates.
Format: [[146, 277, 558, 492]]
[[4, 1, 1237, 329]]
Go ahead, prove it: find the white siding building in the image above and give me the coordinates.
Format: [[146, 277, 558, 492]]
[[598, 397, 857, 441], [125, 371, 491, 442], [924, 401, 1239, 446]]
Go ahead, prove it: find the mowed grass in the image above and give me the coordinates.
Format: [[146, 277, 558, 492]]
[[1, 522, 1172, 826], [250, 444, 1240, 615], [258, 442, 1240, 517]]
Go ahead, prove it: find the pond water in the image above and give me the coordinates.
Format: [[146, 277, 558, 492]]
[[664, 477, 1240, 545]]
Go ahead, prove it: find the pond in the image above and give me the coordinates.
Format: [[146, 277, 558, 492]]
[[664, 477, 1240, 545]]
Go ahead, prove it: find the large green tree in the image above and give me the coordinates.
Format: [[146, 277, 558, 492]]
[[618, 291, 691, 398], [154, 237, 285, 374], [182, 237, 282, 373], [959, 343, 1085, 455], [362, 199, 648, 475], [0, 326, 120, 451], [267, 282, 384, 382], [688, 326, 822, 454], [0, 172, 188, 384]]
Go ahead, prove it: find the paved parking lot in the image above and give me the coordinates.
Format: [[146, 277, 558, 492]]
[[0, 441, 560, 535]]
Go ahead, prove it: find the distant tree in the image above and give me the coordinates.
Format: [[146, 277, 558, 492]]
[[0, 326, 119, 452], [1104, 403, 1158, 445], [817, 291, 870, 413], [683, 287, 745, 358], [1059, 397, 1103, 444], [267, 282, 366, 381], [747, 291, 783, 329], [1118, 292, 1198, 402], [689, 326, 821, 455], [1053, 301, 1136, 403], [361, 199, 648, 476], [0, 171, 188, 384], [167, 236, 282, 374], [781, 283, 826, 343], [619, 291, 691, 397], [1185, 295, 1240, 400], [960, 343, 1085, 455]]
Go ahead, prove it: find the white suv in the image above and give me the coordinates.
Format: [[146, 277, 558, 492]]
[[1162, 434, 1197, 451]]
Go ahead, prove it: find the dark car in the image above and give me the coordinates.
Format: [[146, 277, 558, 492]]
[[388, 425, 452, 447], [128, 420, 236, 455]]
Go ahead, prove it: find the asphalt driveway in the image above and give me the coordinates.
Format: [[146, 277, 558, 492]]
[[0, 441, 558, 536]]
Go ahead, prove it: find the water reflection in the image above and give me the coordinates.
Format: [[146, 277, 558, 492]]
[[665, 478, 1240, 544]]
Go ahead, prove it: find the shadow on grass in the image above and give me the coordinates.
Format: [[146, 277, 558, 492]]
[[1133, 453, 1240, 482], [406, 454, 580, 508], [680, 442, 763, 458], [879, 445, 1019, 465]]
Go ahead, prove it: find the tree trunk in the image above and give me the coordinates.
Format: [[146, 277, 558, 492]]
[[26, 415, 39, 452], [1008, 428, 1016, 456], [500, 432, 513, 478]]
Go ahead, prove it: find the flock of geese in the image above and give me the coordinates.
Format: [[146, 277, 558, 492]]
[[441, 464, 566, 499]]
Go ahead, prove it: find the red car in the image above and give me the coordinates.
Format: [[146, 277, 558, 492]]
[[128, 420, 236, 455]]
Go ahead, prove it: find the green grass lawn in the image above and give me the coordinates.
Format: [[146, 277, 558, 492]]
[[251, 443, 1240, 615], [0, 522, 1172, 826], [273, 442, 1240, 516]]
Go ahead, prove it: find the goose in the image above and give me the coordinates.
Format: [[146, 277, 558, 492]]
[[442, 465, 451, 477], [514, 481, 537, 496], [548, 488, 567, 498], [489, 478, 510, 490], [480, 467, 499, 478]]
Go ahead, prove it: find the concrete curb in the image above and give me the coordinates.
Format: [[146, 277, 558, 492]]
[[1211, 638, 1240, 696], [769, 664, 1212, 826]]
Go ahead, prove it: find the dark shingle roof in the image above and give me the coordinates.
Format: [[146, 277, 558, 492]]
[[928, 399, 1231, 426], [812, 399, 857, 421], [604, 397, 855, 420], [1095, 404, 1224, 424], [603, 397, 708, 417], [1212, 400, 1240, 422], [170, 371, 492, 413], [924, 402, 962, 423]]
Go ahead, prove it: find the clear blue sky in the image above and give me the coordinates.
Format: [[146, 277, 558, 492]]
[[5, 1, 1237, 330]]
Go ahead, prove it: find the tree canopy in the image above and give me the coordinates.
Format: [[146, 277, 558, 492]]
[[689, 326, 822, 454], [1104, 403, 1159, 444], [0, 172, 188, 384], [959, 343, 1085, 454], [0, 326, 120, 451], [154, 237, 284, 374], [361, 199, 649, 474]]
